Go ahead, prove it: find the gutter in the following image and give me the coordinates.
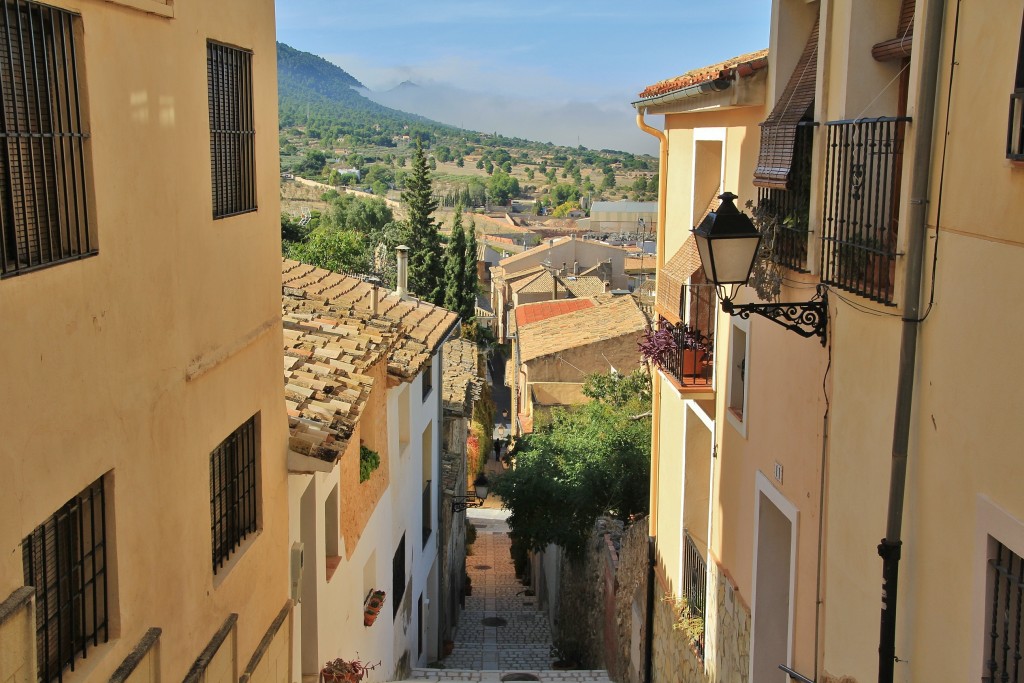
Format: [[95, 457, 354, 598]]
[[633, 107, 666, 683], [877, 0, 946, 680], [631, 77, 732, 110]]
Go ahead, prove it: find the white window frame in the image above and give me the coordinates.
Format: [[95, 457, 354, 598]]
[[725, 316, 750, 437], [972, 495, 1024, 680]]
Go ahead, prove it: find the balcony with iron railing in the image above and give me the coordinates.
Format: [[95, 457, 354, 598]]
[[657, 283, 716, 392], [1008, 89, 1024, 161], [756, 122, 815, 273], [821, 116, 909, 305]]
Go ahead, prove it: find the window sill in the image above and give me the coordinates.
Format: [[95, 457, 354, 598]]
[[212, 530, 261, 588], [326, 555, 341, 582], [102, 0, 174, 18]]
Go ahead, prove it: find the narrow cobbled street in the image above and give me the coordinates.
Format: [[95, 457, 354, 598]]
[[409, 508, 610, 683]]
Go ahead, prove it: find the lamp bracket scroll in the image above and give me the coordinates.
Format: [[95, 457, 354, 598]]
[[721, 285, 829, 346], [451, 496, 483, 513]]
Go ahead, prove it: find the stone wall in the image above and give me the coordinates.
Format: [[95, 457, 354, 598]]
[[650, 559, 751, 683], [612, 517, 650, 683]]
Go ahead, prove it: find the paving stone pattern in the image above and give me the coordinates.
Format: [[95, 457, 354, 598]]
[[404, 511, 611, 683]]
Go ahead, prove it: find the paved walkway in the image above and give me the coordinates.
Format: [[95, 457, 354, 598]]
[[407, 509, 610, 683]]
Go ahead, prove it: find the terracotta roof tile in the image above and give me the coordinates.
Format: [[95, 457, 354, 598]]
[[636, 48, 769, 100], [517, 295, 647, 363], [515, 298, 595, 327], [282, 259, 459, 380], [563, 275, 607, 297]]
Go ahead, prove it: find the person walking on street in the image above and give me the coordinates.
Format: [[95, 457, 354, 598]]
[[493, 437, 503, 462]]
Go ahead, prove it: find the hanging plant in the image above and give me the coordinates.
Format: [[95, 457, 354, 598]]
[[359, 445, 381, 483], [637, 319, 678, 371]]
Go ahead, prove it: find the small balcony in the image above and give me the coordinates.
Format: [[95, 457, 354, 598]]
[[756, 122, 814, 273], [653, 282, 715, 392], [821, 117, 909, 304], [1008, 89, 1024, 161]]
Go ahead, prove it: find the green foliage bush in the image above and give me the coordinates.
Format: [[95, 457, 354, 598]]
[[359, 445, 381, 483], [492, 370, 652, 557]]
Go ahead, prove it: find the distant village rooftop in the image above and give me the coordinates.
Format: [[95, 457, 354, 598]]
[[516, 295, 647, 363]]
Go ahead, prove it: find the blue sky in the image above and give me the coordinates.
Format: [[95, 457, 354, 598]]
[[275, 1, 772, 153]]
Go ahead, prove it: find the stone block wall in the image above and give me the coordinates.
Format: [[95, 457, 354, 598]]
[[612, 517, 650, 683], [650, 559, 751, 683]]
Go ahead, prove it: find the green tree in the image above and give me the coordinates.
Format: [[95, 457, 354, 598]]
[[488, 171, 520, 205], [492, 370, 652, 557], [443, 204, 475, 321], [400, 142, 445, 305], [463, 217, 479, 314], [287, 226, 369, 274]]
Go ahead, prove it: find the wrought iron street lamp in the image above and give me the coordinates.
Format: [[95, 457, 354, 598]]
[[692, 192, 828, 345], [451, 477, 489, 513]]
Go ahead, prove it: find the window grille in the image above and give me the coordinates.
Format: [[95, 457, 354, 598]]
[[682, 532, 706, 658], [210, 414, 258, 572], [393, 533, 406, 617], [207, 41, 255, 219], [0, 0, 93, 278], [984, 541, 1024, 683], [22, 477, 108, 683], [1008, 16, 1024, 160]]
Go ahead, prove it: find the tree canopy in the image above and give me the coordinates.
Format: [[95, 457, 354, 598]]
[[400, 142, 445, 305], [492, 369, 652, 557], [443, 205, 475, 322]]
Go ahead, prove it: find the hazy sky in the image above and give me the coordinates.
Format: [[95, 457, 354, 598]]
[[275, 1, 771, 154]]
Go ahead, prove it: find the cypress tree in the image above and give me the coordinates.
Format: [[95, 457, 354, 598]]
[[444, 206, 470, 319], [462, 216, 479, 322], [401, 141, 444, 305]]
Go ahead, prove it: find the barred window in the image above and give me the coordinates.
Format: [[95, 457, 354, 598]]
[[207, 41, 255, 219], [210, 414, 259, 572], [1008, 12, 1024, 160], [984, 540, 1024, 683], [0, 0, 93, 278], [22, 477, 109, 683], [393, 533, 406, 617]]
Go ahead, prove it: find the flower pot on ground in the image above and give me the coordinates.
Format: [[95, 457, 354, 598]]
[[320, 658, 380, 683]]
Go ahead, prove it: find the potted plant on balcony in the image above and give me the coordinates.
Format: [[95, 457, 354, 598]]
[[320, 658, 380, 683], [637, 318, 678, 372], [363, 589, 386, 627]]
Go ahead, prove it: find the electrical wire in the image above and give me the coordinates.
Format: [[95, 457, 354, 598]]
[[918, 0, 960, 322]]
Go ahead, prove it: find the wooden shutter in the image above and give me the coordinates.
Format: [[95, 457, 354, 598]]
[[656, 238, 703, 324], [753, 18, 819, 190], [872, 0, 915, 61]]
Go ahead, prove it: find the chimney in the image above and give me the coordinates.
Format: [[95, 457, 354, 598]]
[[552, 273, 558, 300], [604, 281, 612, 294], [396, 245, 410, 299], [562, 262, 567, 276], [573, 260, 579, 276], [369, 284, 379, 315]]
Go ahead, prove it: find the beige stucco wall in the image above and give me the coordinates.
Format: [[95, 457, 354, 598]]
[[0, 0, 289, 679], [0, 592, 35, 683]]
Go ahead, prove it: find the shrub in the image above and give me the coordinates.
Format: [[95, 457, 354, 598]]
[[359, 445, 381, 482]]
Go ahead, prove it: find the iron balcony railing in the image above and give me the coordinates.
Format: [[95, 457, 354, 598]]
[[660, 284, 716, 390], [756, 122, 815, 272], [821, 117, 909, 305], [1008, 89, 1024, 161], [683, 531, 707, 658]]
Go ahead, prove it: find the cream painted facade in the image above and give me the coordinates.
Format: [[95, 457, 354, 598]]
[[0, 1, 291, 682], [642, 1, 1024, 682]]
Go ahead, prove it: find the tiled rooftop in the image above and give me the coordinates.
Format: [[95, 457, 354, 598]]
[[517, 295, 647, 363], [282, 299, 400, 464], [515, 298, 596, 328], [442, 337, 483, 416], [563, 275, 607, 297], [636, 48, 769, 101], [282, 259, 459, 380]]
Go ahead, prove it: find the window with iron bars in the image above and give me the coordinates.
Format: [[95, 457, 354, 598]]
[[22, 476, 109, 683], [755, 122, 814, 273], [0, 0, 93, 278], [393, 533, 406, 617], [984, 540, 1024, 683], [1007, 11, 1024, 160], [210, 414, 259, 573], [207, 41, 256, 219]]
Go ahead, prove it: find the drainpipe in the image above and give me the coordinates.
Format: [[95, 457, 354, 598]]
[[635, 107, 667, 683], [877, 0, 945, 680]]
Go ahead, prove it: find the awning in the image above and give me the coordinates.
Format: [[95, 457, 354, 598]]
[[656, 237, 704, 324], [872, 0, 915, 61], [753, 17, 819, 190]]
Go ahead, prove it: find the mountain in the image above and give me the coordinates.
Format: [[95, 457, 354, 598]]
[[389, 80, 420, 92], [277, 42, 457, 146]]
